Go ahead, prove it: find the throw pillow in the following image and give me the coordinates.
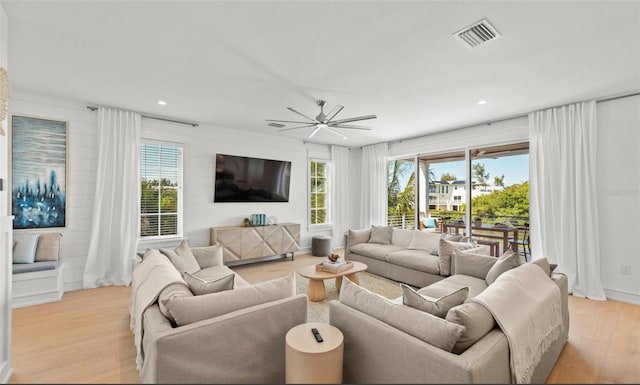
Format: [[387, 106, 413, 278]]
[[430, 234, 463, 256], [190, 245, 224, 269], [438, 238, 477, 276], [35, 232, 62, 262], [12, 233, 40, 264], [446, 301, 497, 354], [160, 240, 201, 276], [401, 284, 469, 318], [550, 263, 558, 274], [158, 282, 194, 326], [165, 272, 296, 326], [452, 249, 498, 279], [184, 271, 234, 295], [338, 277, 465, 352], [530, 257, 551, 276], [368, 225, 393, 244], [485, 249, 523, 285]]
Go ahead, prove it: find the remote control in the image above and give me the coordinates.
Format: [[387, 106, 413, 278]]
[[311, 327, 324, 343]]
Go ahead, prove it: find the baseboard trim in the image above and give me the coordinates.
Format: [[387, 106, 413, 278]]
[[605, 288, 640, 305], [64, 280, 84, 292]]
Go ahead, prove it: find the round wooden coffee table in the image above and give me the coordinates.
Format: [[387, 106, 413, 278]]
[[297, 261, 367, 302]]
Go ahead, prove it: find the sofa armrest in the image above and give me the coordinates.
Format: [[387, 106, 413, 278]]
[[142, 294, 308, 384], [329, 300, 511, 384]]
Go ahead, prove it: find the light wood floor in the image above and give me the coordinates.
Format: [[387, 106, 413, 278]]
[[9, 253, 640, 384]]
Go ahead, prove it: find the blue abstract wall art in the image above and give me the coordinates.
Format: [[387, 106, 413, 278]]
[[11, 115, 67, 229]]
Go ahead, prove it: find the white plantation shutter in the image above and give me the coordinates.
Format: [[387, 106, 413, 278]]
[[140, 142, 182, 238]]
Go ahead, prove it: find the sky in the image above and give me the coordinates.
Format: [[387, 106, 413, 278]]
[[429, 154, 529, 186], [395, 154, 529, 189]]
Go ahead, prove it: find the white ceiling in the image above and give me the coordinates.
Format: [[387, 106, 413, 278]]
[[4, 1, 640, 147]]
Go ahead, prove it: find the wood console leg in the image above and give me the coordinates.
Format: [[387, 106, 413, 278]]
[[307, 279, 326, 302], [335, 276, 343, 290]]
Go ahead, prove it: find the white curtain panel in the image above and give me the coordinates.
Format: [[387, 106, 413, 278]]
[[360, 142, 388, 228], [331, 145, 349, 247], [529, 100, 606, 300], [83, 108, 141, 288]]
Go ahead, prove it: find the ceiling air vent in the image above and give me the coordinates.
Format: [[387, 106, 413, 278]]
[[454, 18, 501, 49]]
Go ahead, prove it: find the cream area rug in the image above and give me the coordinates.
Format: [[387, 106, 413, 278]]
[[295, 271, 405, 323]]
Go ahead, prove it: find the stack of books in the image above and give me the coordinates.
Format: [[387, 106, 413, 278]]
[[316, 258, 353, 273]]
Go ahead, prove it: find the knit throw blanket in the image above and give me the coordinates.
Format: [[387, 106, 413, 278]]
[[468, 263, 563, 384], [130, 250, 185, 371]]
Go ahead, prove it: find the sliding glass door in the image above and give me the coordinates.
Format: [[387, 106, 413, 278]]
[[387, 142, 529, 256]]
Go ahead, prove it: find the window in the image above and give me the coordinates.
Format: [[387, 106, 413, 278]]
[[140, 142, 183, 238], [309, 160, 330, 225]]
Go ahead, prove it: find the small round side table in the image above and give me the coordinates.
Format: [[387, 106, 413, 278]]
[[285, 322, 344, 384]]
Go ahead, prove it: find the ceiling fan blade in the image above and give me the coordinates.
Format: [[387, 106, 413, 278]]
[[328, 114, 377, 125], [325, 127, 348, 139], [277, 124, 317, 132], [286, 107, 318, 123], [268, 122, 285, 128], [265, 119, 317, 124], [330, 124, 372, 130], [308, 126, 321, 138], [325, 105, 344, 122]]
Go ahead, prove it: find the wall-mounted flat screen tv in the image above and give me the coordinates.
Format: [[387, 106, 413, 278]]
[[214, 153, 292, 202]]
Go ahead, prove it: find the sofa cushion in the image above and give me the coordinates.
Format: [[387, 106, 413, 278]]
[[165, 272, 296, 326], [438, 238, 478, 276], [12, 233, 40, 264], [190, 245, 224, 269], [446, 301, 497, 354], [158, 282, 194, 326], [453, 249, 497, 279], [401, 284, 469, 318], [35, 232, 62, 262], [391, 228, 415, 248], [418, 274, 488, 299], [339, 277, 465, 352], [368, 225, 393, 244], [184, 271, 235, 295], [160, 240, 201, 276], [386, 249, 440, 274], [407, 231, 440, 252], [349, 243, 404, 262], [485, 249, 523, 285]]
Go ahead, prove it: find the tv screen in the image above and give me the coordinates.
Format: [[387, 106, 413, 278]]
[[214, 154, 292, 202]]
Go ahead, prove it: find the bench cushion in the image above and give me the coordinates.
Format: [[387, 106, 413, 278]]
[[12, 260, 60, 274]]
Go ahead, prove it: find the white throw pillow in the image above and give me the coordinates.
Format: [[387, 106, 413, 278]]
[[401, 284, 469, 318], [12, 233, 40, 264], [485, 250, 523, 284], [438, 238, 477, 276], [190, 244, 224, 269], [430, 234, 463, 256], [184, 271, 234, 295], [160, 239, 201, 275], [368, 225, 393, 244]]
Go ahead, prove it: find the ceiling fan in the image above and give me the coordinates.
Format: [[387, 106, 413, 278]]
[[266, 100, 376, 139]]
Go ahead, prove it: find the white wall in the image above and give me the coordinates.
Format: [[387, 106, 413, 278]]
[[9, 92, 330, 291], [596, 94, 640, 304]]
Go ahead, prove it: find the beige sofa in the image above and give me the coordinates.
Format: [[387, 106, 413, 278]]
[[131, 241, 308, 384], [330, 251, 569, 384], [345, 226, 490, 287]]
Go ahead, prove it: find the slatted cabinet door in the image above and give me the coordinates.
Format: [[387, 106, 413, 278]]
[[211, 223, 300, 264]]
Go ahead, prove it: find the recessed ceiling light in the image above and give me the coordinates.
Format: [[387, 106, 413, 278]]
[[477, 100, 488, 105], [157, 100, 167, 106]]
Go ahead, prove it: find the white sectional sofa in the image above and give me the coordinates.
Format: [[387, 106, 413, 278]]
[[330, 251, 569, 384], [344, 226, 490, 287]]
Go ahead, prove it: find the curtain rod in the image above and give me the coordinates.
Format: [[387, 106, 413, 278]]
[[362, 89, 640, 149], [86, 105, 199, 127]]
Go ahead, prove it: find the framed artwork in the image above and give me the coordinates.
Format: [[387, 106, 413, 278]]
[[11, 115, 68, 229]]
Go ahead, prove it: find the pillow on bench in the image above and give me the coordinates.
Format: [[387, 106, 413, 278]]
[[12, 233, 40, 264]]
